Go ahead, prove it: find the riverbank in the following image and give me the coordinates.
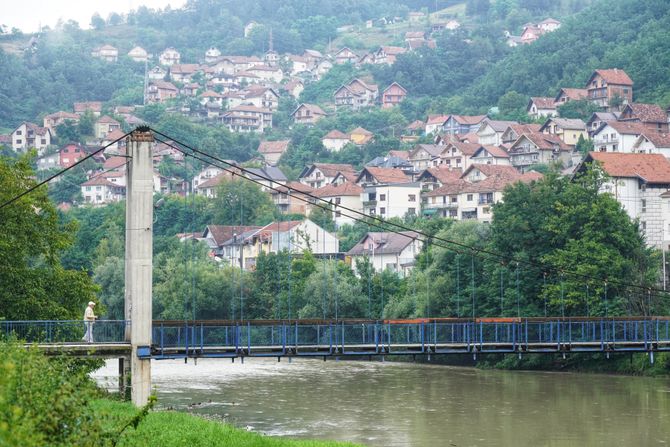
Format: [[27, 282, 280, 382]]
[[93, 398, 360, 446]]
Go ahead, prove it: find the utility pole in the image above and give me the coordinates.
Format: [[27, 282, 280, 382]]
[[125, 128, 154, 407]]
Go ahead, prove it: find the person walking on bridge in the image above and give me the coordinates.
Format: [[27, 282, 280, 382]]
[[82, 301, 97, 343]]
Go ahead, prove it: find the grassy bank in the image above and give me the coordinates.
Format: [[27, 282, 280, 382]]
[[93, 399, 360, 447]]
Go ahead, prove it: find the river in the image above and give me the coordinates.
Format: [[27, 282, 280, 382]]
[[93, 358, 670, 446]]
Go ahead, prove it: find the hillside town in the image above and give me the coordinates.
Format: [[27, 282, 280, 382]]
[[3, 9, 670, 277]]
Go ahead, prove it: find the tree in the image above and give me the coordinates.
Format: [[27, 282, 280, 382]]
[[212, 178, 276, 226], [0, 154, 98, 319], [308, 203, 335, 232], [557, 99, 600, 121], [90, 13, 105, 30], [55, 120, 80, 143], [496, 91, 530, 121], [77, 111, 95, 136]]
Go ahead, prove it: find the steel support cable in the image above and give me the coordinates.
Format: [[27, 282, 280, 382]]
[[0, 130, 133, 210], [150, 132, 669, 297]]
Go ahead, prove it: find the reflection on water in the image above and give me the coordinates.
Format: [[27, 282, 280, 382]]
[[93, 358, 670, 446]]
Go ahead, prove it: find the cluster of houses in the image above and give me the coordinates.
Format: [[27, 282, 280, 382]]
[[505, 18, 561, 46]]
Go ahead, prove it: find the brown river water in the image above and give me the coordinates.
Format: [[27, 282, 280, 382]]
[[93, 357, 670, 446]]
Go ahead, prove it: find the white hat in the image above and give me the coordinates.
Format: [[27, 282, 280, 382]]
[[88, 301, 96, 306]]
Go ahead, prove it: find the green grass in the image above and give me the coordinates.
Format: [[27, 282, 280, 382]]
[[93, 399, 361, 447]]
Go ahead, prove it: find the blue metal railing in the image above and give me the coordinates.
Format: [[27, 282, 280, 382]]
[[1, 320, 130, 344], [3, 318, 670, 357]]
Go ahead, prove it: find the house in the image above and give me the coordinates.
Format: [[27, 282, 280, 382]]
[[242, 86, 280, 111], [204, 47, 221, 63], [243, 165, 287, 192], [425, 115, 450, 135], [222, 105, 273, 133], [43, 111, 80, 134], [349, 127, 374, 145], [365, 156, 414, 173], [402, 120, 425, 142], [199, 90, 224, 107], [169, 63, 200, 82], [313, 182, 363, 227], [181, 82, 200, 97], [257, 140, 290, 165], [59, 143, 86, 168], [333, 47, 358, 64], [539, 117, 588, 146], [201, 224, 261, 260], [586, 112, 619, 136], [322, 130, 350, 152], [476, 119, 518, 146], [303, 49, 324, 68], [527, 97, 557, 119], [356, 167, 410, 187], [405, 31, 426, 46], [147, 80, 179, 103], [382, 82, 407, 108], [618, 103, 669, 133], [538, 18, 561, 32], [94, 115, 121, 139], [443, 115, 487, 135], [192, 165, 225, 192], [346, 231, 422, 276], [591, 121, 648, 153], [299, 163, 357, 189], [416, 166, 463, 192], [91, 44, 118, 62], [578, 152, 670, 249], [270, 182, 314, 215], [74, 101, 102, 116], [314, 59, 333, 79], [194, 172, 234, 198], [360, 181, 422, 219], [470, 145, 511, 166], [408, 144, 442, 170], [11, 122, 52, 155], [36, 152, 60, 171], [554, 88, 588, 105], [632, 132, 670, 157], [585, 68, 633, 110], [291, 103, 327, 125], [127, 46, 148, 62], [159, 47, 181, 66], [283, 79, 304, 99], [508, 132, 572, 171], [147, 65, 167, 80], [218, 227, 264, 269], [501, 124, 542, 145], [246, 64, 283, 83], [286, 54, 308, 74], [81, 177, 125, 205], [334, 79, 379, 110], [438, 142, 481, 170], [520, 25, 543, 44], [423, 165, 541, 221], [371, 46, 407, 64]]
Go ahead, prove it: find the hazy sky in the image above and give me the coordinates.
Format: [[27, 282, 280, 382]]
[[2, 0, 187, 33]]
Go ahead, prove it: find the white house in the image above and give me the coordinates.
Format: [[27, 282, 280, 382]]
[[322, 130, 351, 152], [159, 47, 180, 66], [11, 122, 52, 155], [81, 177, 125, 205], [470, 145, 511, 165], [360, 182, 422, 219], [265, 219, 339, 255], [579, 152, 670, 249], [299, 163, 357, 189], [527, 97, 557, 119], [346, 231, 422, 276], [127, 46, 148, 62], [632, 132, 670, 157], [476, 119, 518, 146], [312, 182, 363, 227], [592, 121, 648, 153]]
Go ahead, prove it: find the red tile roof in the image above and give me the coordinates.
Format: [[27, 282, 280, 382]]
[[529, 97, 556, 110], [590, 68, 633, 86], [555, 88, 588, 102], [359, 167, 410, 184], [258, 140, 290, 154], [638, 132, 670, 148], [102, 156, 127, 170], [477, 145, 510, 158], [587, 152, 670, 183], [621, 103, 668, 123], [313, 182, 363, 197], [603, 121, 648, 135], [421, 166, 463, 184], [323, 130, 349, 140]]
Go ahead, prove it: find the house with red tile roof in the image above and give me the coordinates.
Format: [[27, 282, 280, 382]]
[[346, 231, 422, 276], [527, 97, 557, 119], [592, 121, 648, 153], [94, 115, 121, 139], [334, 79, 378, 110], [382, 82, 407, 109], [443, 115, 487, 135], [578, 152, 670, 248], [618, 103, 669, 133], [438, 141, 482, 170], [43, 111, 80, 134], [81, 176, 125, 205], [632, 132, 670, 157], [299, 163, 357, 189], [257, 140, 290, 166], [470, 145, 511, 166], [508, 132, 572, 171], [313, 182, 364, 227], [554, 88, 588, 105], [322, 130, 351, 152], [11, 122, 52, 155], [269, 182, 314, 215], [585, 69, 633, 110], [291, 103, 327, 125]]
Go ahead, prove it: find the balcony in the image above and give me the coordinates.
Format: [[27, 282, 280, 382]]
[[363, 200, 377, 207], [424, 202, 458, 209], [478, 199, 494, 205]]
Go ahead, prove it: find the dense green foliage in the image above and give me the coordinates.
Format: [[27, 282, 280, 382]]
[[0, 155, 98, 319]]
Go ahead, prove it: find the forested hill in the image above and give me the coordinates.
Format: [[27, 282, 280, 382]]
[[375, 0, 670, 112]]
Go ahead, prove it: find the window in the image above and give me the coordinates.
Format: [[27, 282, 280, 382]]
[[451, 196, 457, 203], [641, 199, 647, 212], [467, 194, 473, 201], [380, 207, 386, 214], [85, 186, 91, 191], [96, 186, 102, 191], [641, 221, 646, 231], [408, 207, 416, 214], [335, 211, 341, 217], [335, 197, 341, 205], [380, 194, 386, 201], [41, 139, 46, 145], [408, 194, 416, 202], [16, 130, 22, 135], [15, 139, 22, 144], [483, 207, 490, 214]]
